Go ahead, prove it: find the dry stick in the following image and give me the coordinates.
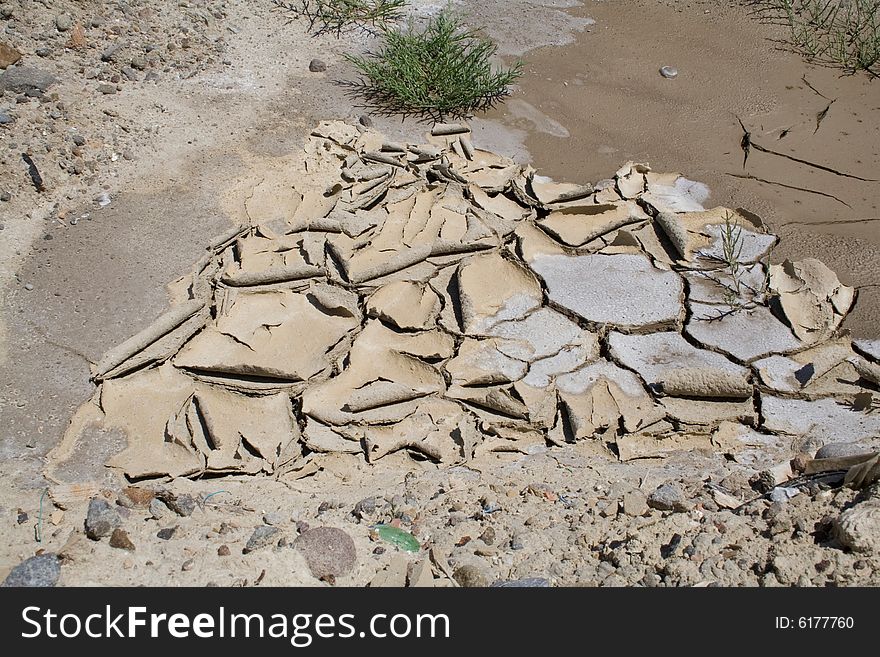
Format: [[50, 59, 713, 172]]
[[775, 217, 880, 227], [22, 153, 45, 192], [802, 74, 830, 100], [737, 117, 751, 169], [726, 172, 853, 208], [814, 98, 836, 134]]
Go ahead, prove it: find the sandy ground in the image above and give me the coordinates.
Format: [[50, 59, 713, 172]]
[[1, 0, 879, 587]]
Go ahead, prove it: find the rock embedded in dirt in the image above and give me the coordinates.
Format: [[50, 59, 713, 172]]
[[0, 66, 58, 93], [835, 500, 880, 554], [815, 442, 873, 460], [1, 554, 61, 587], [85, 498, 122, 539], [161, 493, 197, 517], [149, 498, 172, 520], [244, 525, 281, 553], [217, 545, 230, 556], [156, 526, 177, 540], [0, 42, 21, 69], [263, 511, 286, 526], [453, 564, 489, 587], [491, 577, 550, 587], [55, 14, 72, 31], [621, 490, 649, 516], [98, 84, 117, 95], [109, 528, 135, 551], [118, 486, 155, 508], [295, 527, 356, 580], [308, 58, 326, 73], [353, 497, 376, 519], [647, 484, 689, 513], [659, 65, 678, 79]]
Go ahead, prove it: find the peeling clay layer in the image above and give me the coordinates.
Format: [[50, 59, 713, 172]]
[[47, 121, 878, 483]]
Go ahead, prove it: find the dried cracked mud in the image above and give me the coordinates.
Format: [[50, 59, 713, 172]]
[[2, 0, 880, 588]]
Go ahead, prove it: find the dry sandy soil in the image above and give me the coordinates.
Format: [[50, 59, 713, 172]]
[[1, 0, 879, 588]]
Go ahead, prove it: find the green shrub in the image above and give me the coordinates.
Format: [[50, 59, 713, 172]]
[[274, 0, 407, 36], [344, 11, 523, 120], [755, 0, 880, 73]]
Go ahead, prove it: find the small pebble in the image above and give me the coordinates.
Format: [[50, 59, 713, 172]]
[[263, 511, 286, 526], [217, 545, 230, 556], [659, 65, 678, 79], [243, 525, 281, 553], [109, 528, 135, 551], [55, 14, 73, 32], [181, 558, 195, 572], [85, 498, 122, 540], [149, 498, 171, 520], [309, 58, 326, 73], [157, 526, 177, 540]]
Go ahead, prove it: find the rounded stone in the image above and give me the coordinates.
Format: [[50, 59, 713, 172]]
[[815, 442, 873, 460], [835, 500, 880, 554], [295, 527, 356, 579], [452, 564, 489, 587], [308, 58, 327, 73], [659, 65, 678, 79]]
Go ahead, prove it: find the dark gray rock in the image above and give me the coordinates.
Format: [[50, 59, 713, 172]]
[[35, 46, 51, 58], [358, 114, 373, 128], [156, 526, 177, 540], [161, 493, 197, 517], [353, 496, 376, 518], [97, 84, 117, 95], [243, 525, 281, 553], [1, 554, 60, 587], [0, 66, 58, 93], [101, 42, 127, 63], [294, 527, 356, 579], [647, 483, 689, 512], [308, 58, 326, 73], [85, 498, 122, 539], [0, 112, 12, 125], [491, 577, 550, 588]]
